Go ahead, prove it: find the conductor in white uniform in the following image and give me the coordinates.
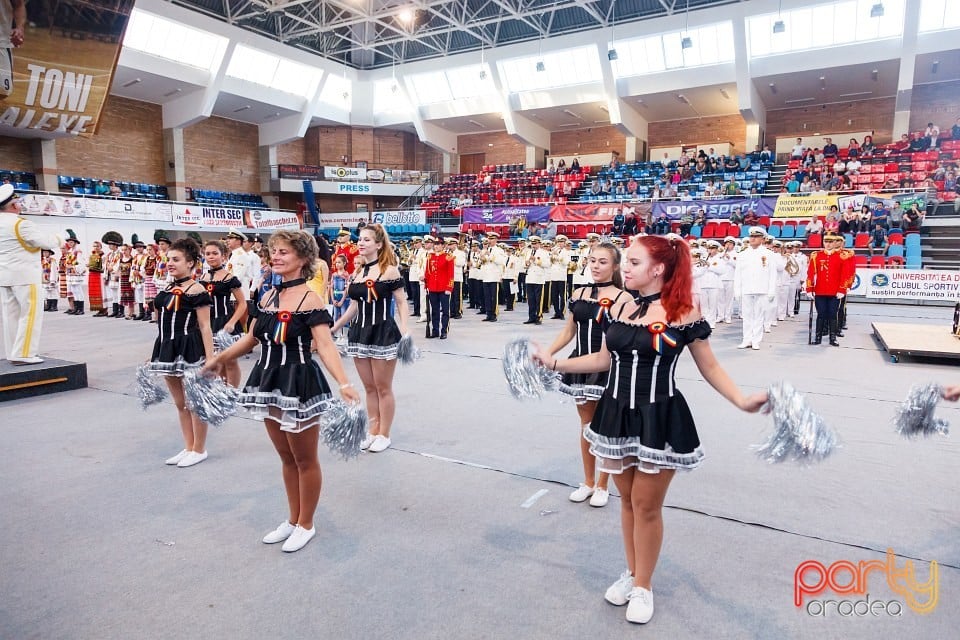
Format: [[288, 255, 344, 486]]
[[0, 184, 61, 364], [733, 226, 778, 351]]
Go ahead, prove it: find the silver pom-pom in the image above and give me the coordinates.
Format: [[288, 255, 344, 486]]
[[755, 381, 838, 464], [502, 337, 560, 400], [182, 368, 240, 427], [320, 401, 368, 460], [136, 364, 167, 409], [396, 334, 421, 365], [213, 329, 240, 351], [894, 383, 949, 438]]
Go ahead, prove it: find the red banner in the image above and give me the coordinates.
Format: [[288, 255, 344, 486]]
[[549, 202, 652, 222]]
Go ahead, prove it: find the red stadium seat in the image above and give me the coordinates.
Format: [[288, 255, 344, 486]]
[[887, 232, 903, 245], [702, 223, 717, 238], [854, 255, 868, 267], [854, 233, 870, 248], [869, 256, 886, 268], [807, 234, 822, 249], [887, 256, 905, 267]]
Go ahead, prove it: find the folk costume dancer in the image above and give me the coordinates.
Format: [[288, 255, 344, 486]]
[[87, 240, 105, 315], [0, 184, 61, 364], [64, 229, 86, 315], [98, 232, 123, 316], [131, 235, 147, 320], [41, 248, 58, 311]]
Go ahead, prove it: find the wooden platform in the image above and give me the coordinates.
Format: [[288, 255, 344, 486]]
[[871, 322, 960, 363], [0, 358, 88, 402]]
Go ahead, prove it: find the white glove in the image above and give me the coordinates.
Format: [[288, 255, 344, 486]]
[[836, 293, 845, 299], [805, 292, 815, 299]]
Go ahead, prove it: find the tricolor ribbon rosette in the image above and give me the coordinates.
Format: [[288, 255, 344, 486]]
[[648, 321, 678, 353], [272, 310, 292, 345], [206, 283, 215, 293], [365, 279, 378, 303], [165, 288, 183, 311], [595, 297, 613, 323]]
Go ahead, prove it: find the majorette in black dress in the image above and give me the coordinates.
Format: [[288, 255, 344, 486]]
[[200, 267, 243, 334], [585, 297, 711, 474], [240, 283, 336, 432], [558, 284, 627, 404], [346, 263, 403, 360], [148, 279, 212, 376]]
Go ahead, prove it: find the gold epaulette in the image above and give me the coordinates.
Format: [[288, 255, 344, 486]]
[[839, 249, 854, 259]]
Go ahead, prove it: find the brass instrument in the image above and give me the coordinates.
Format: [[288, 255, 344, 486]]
[[785, 255, 800, 276]]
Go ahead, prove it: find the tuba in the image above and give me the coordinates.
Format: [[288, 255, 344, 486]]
[[785, 254, 800, 276]]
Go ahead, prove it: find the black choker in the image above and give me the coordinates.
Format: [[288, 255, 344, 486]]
[[361, 260, 377, 276], [590, 281, 615, 298], [171, 276, 192, 286], [275, 277, 306, 290], [593, 281, 615, 288], [629, 292, 661, 320], [208, 266, 223, 275]]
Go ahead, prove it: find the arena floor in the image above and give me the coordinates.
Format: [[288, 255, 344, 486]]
[[1, 300, 958, 639]]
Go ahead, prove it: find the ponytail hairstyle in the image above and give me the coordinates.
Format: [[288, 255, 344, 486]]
[[359, 223, 398, 276], [590, 241, 624, 289], [633, 234, 693, 323]]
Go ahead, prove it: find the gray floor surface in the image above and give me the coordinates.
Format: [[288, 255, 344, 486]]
[[1, 300, 958, 639]]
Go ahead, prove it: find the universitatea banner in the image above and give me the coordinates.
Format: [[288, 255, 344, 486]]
[[0, 1, 133, 137]]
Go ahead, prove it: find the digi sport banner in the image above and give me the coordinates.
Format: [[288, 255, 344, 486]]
[[0, 1, 132, 137]]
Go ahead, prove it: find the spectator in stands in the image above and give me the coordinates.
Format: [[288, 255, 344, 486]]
[[868, 224, 888, 257], [680, 165, 695, 182], [449, 194, 460, 207], [725, 180, 740, 196], [871, 202, 888, 229], [888, 201, 903, 229], [680, 189, 694, 202], [823, 173, 841, 191], [791, 137, 806, 160], [612, 210, 625, 234], [900, 176, 916, 191], [838, 175, 854, 192], [785, 175, 800, 194], [547, 159, 557, 174], [724, 155, 740, 172], [803, 216, 824, 238], [847, 138, 860, 158], [945, 170, 957, 193], [679, 209, 694, 237], [623, 207, 639, 235], [857, 205, 873, 233], [702, 179, 716, 197], [953, 117, 960, 141], [799, 176, 815, 194], [626, 177, 638, 195], [693, 209, 707, 227], [600, 179, 612, 195], [614, 182, 626, 197], [832, 157, 846, 175], [845, 157, 862, 174], [909, 132, 929, 152], [748, 145, 762, 163], [661, 184, 676, 199], [571, 157, 581, 172], [861, 135, 876, 156], [824, 211, 841, 235], [728, 206, 744, 225], [557, 158, 567, 174], [925, 123, 940, 149], [888, 134, 910, 154], [460, 193, 473, 207], [694, 155, 708, 173], [659, 152, 670, 168], [678, 151, 690, 167], [653, 213, 670, 235], [839, 206, 857, 234], [760, 144, 773, 163], [903, 202, 924, 231], [882, 177, 899, 190], [813, 148, 825, 165], [108, 181, 121, 197], [743, 209, 759, 226], [544, 182, 556, 200], [923, 178, 940, 212], [590, 180, 602, 196], [93, 180, 109, 196], [823, 138, 838, 158], [670, 171, 681, 185]]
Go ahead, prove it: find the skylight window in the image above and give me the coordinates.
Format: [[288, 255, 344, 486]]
[[406, 65, 497, 105], [123, 9, 227, 71], [319, 73, 352, 107], [611, 22, 734, 77], [748, 0, 904, 57], [499, 46, 602, 92], [226, 44, 322, 98], [918, 0, 960, 32], [373, 78, 413, 116]]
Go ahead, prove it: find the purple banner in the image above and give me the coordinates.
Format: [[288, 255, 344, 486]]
[[462, 205, 552, 224], [651, 197, 777, 220]]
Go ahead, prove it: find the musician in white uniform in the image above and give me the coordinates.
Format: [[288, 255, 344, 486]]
[[0, 184, 61, 364], [733, 227, 778, 350], [571, 233, 599, 291], [479, 231, 507, 322]]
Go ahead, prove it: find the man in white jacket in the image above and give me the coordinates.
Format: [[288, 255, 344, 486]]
[[0, 184, 61, 364], [733, 227, 778, 350]]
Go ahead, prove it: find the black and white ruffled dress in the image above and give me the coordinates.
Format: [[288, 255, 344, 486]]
[[584, 308, 712, 475], [559, 287, 627, 404], [148, 280, 211, 376], [346, 272, 403, 360], [200, 269, 243, 334], [240, 293, 336, 433]]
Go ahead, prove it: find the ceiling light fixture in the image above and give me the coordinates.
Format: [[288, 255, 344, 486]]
[[607, 49, 618, 61], [681, 0, 693, 50], [681, 37, 693, 50], [932, 60, 940, 74], [870, 3, 884, 18], [536, 60, 545, 72], [784, 97, 815, 104], [122, 78, 141, 88], [819, 76, 826, 90], [871, 69, 879, 81], [562, 108, 582, 119], [773, 0, 785, 33], [398, 8, 415, 24], [769, 82, 778, 95], [677, 94, 690, 104], [233, 105, 252, 113], [720, 89, 730, 99], [468, 119, 485, 128], [162, 87, 182, 97]]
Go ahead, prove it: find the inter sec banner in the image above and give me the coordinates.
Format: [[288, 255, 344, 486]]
[[0, 1, 133, 137], [171, 204, 299, 230], [651, 197, 776, 220], [463, 205, 551, 224]]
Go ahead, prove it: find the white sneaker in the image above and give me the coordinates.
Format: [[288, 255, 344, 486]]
[[359, 433, 376, 450], [281, 525, 316, 552], [589, 488, 609, 507], [368, 435, 392, 453], [165, 449, 188, 465], [764, 327, 772, 333], [751, 343, 761, 350], [262, 521, 295, 544], [9, 356, 43, 365], [737, 341, 750, 349], [604, 570, 634, 606], [177, 450, 208, 467], [568, 484, 594, 503], [626, 587, 654, 624]]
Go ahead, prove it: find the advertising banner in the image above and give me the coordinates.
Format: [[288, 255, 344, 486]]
[[371, 209, 427, 226], [651, 197, 776, 219], [773, 193, 866, 218], [278, 164, 323, 179], [1, 1, 133, 137], [169, 204, 299, 230], [462, 205, 551, 224], [857, 268, 960, 301], [317, 212, 370, 228], [325, 166, 367, 180], [18, 192, 171, 221], [550, 203, 652, 223], [243, 209, 300, 230]]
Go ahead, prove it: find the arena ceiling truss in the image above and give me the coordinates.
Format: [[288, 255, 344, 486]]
[[170, 0, 738, 69]]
